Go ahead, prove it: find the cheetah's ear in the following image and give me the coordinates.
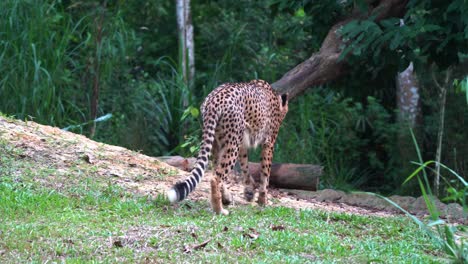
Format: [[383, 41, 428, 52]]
[[280, 93, 288, 107]]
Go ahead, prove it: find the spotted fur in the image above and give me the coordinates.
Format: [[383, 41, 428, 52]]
[[167, 80, 288, 214]]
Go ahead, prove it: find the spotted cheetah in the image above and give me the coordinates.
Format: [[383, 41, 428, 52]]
[[167, 80, 288, 215]]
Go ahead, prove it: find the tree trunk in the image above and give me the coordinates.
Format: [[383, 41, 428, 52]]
[[186, 4, 195, 86], [271, 0, 408, 98], [395, 60, 422, 193], [247, 162, 321, 191], [89, 1, 107, 138], [432, 67, 452, 196], [176, 0, 195, 86], [158, 156, 322, 191], [396, 19, 421, 127], [397, 63, 421, 126], [158, 156, 194, 171], [176, 0, 186, 81]]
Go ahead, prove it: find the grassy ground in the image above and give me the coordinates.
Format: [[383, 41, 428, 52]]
[[0, 137, 445, 263]]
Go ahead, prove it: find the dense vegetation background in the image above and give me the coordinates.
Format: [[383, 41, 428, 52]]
[[0, 0, 466, 196]]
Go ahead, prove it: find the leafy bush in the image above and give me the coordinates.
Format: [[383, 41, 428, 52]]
[[274, 89, 402, 191]]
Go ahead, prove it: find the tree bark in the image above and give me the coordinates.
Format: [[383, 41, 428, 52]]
[[395, 61, 422, 193], [397, 63, 421, 126], [396, 19, 421, 127], [176, 0, 195, 86], [158, 156, 322, 191], [176, 0, 186, 80], [247, 162, 321, 191], [272, 0, 408, 99], [158, 156, 194, 171], [395, 19, 420, 173], [89, 1, 107, 138]]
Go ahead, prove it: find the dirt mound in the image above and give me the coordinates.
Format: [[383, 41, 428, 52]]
[[1, 116, 465, 223]]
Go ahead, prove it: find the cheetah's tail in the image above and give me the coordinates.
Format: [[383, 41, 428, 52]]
[[166, 111, 217, 203]]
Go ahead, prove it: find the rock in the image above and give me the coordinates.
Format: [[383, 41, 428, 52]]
[[366, 198, 389, 210], [389, 195, 416, 211], [279, 187, 466, 223], [279, 189, 319, 200], [315, 189, 345, 202], [442, 203, 466, 223], [410, 195, 447, 215], [341, 193, 388, 210]]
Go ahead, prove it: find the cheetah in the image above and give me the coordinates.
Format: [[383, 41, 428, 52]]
[[167, 80, 288, 215]]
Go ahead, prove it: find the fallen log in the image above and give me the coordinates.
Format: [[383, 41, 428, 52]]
[[157, 156, 321, 191], [247, 162, 321, 191], [157, 156, 195, 171]]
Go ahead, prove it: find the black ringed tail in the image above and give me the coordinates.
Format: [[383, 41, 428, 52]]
[[166, 108, 218, 203]]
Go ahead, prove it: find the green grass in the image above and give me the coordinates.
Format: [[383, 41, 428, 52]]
[[0, 140, 445, 263]]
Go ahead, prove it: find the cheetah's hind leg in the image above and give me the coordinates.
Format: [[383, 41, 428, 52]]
[[239, 146, 255, 202], [221, 184, 233, 206], [210, 177, 229, 215]]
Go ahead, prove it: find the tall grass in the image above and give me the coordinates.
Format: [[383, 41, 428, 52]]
[[0, 0, 196, 156], [0, 0, 81, 125], [369, 130, 467, 263], [92, 58, 198, 156], [0, 0, 132, 130]]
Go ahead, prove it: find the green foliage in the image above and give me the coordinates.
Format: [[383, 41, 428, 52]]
[[0, 0, 80, 125], [368, 191, 467, 263], [0, 0, 133, 130], [390, 131, 467, 262], [192, 0, 344, 88], [174, 106, 202, 156], [338, 0, 468, 193], [454, 76, 468, 105], [93, 60, 196, 156], [275, 89, 402, 191], [382, 152, 468, 263], [444, 186, 468, 206], [340, 0, 468, 70], [0, 0, 198, 156], [370, 155, 468, 261], [417, 75, 468, 185], [119, 0, 177, 73], [404, 161, 467, 213]]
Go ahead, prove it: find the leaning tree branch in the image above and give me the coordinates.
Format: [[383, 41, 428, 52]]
[[272, 0, 408, 99]]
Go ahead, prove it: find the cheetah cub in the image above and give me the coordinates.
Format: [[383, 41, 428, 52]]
[[167, 80, 288, 215]]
